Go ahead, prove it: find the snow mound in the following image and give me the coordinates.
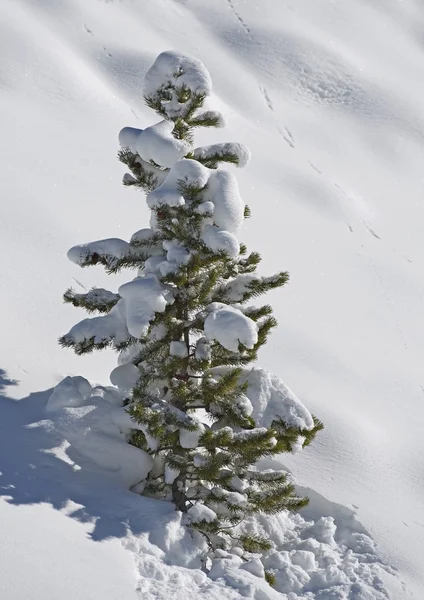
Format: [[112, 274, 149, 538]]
[[204, 303, 258, 352], [119, 120, 191, 168], [46, 377, 152, 487]]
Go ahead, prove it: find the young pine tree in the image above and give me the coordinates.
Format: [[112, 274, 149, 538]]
[[61, 51, 322, 559]]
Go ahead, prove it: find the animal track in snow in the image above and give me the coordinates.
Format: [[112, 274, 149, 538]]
[[282, 126, 295, 148], [226, 0, 251, 35], [84, 24, 93, 36], [309, 161, 322, 175], [262, 86, 274, 111], [363, 222, 381, 240], [261, 86, 295, 148]]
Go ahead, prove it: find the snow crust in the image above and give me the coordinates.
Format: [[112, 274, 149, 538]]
[[204, 303, 258, 352]]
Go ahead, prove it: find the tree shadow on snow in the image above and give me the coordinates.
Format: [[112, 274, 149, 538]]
[[0, 369, 174, 545]]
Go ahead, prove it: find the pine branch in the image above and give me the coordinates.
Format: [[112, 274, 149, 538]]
[[63, 288, 120, 314]]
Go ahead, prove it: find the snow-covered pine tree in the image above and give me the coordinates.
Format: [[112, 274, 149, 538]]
[[60, 51, 322, 559]]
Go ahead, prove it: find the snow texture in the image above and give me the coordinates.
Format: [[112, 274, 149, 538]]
[[201, 224, 239, 258], [119, 120, 191, 168], [118, 275, 174, 339], [204, 303, 258, 352], [193, 143, 251, 168]]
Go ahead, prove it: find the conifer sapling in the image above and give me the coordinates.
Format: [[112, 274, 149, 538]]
[[61, 50, 323, 567]]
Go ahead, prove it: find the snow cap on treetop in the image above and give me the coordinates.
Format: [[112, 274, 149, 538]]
[[144, 50, 212, 100]]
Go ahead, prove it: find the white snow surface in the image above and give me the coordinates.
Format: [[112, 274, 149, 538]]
[[204, 303, 258, 352], [2, 0, 424, 598], [119, 120, 191, 168]]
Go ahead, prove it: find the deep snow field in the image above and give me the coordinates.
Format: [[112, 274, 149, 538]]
[[1, 0, 424, 598]]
